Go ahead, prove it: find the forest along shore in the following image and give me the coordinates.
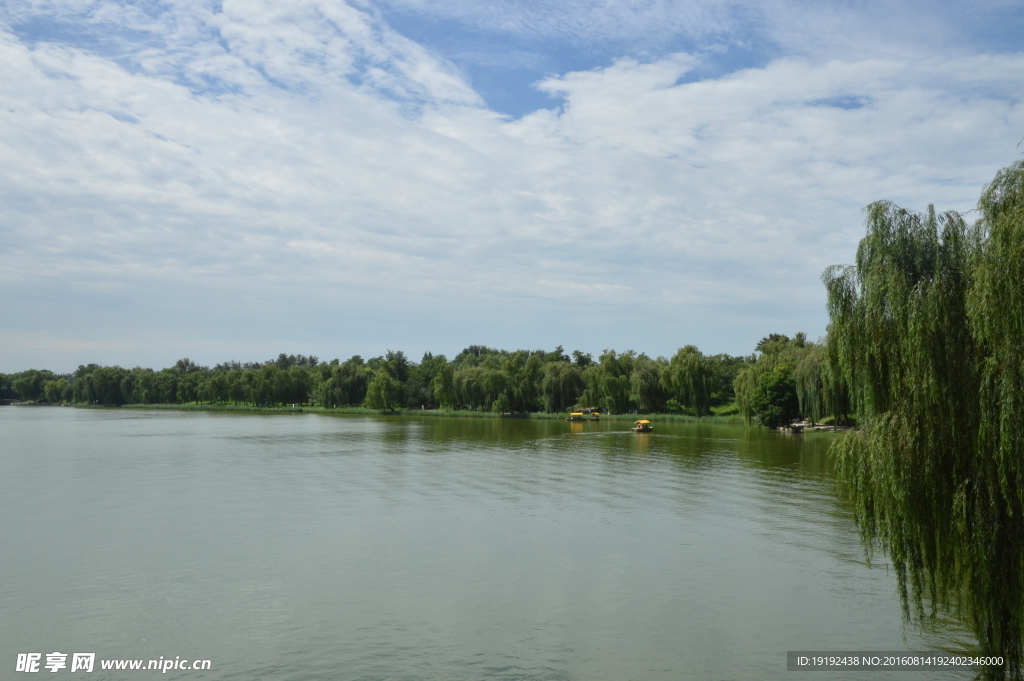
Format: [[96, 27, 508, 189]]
[[0, 335, 850, 430]]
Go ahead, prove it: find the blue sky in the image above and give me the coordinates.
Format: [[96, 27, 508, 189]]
[[1, 0, 1023, 372]]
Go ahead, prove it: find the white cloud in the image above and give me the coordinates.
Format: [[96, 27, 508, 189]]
[[0, 1, 1022, 370]]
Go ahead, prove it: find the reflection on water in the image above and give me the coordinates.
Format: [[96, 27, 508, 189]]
[[0, 409, 974, 680]]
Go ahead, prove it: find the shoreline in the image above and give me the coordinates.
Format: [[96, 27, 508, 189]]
[[52, 402, 749, 424], [7, 403, 852, 431]]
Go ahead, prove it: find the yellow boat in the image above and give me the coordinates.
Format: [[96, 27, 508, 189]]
[[631, 419, 652, 432], [567, 412, 585, 422]]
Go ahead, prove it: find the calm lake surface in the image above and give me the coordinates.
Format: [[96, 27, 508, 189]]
[[1, 408, 975, 680]]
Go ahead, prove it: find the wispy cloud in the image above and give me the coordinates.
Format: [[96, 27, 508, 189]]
[[1, 0, 1022, 370], [377, 0, 739, 46], [376, 0, 1024, 57]]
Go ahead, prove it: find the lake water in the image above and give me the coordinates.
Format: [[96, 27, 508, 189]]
[[1, 408, 975, 679]]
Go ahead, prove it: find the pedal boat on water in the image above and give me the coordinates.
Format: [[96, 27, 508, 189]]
[[631, 420, 652, 433]]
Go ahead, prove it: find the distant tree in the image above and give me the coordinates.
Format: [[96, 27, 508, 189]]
[[405, 352, 447, 408], [42, 378, 69, 403], [317, 357, 371, 407], [482, 368, 510, 411], [152, 370, 179, 404], [706, 353, 754, 405], [208, 372, 230, 404], [541, 362, 585, 413], [196, 379, 212, 404], [228, 370, 250, 405], [174, 358, 204, 373], [755, 334, 790, 352], [432, 361, 456, 408], [735, 333, 825, 425], [214, 360, 243, 372], [175, 371, 200, 404], [272, 353, 319, 369], [748, 363, 800, 428], [491, 351, 542, 412], [452, 366, 487, 409], [249, 366, 273, 406], [582, 350, 635, 413], [662, 346, 714, 415], [792, 343, 849, 425], [88, 366, 128, 406], [0, 373, 14, 400], [457, 345, 497, 358], [12, 369, 55, 401], [364, 371, 403, 411], [544, 345, 571, 364], [117, 367, 152, 404], [631, 355, 666, 413], [571, 350, 594, 368]]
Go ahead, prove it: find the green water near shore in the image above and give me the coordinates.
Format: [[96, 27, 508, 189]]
[[0, 408, 973, 679], [94, 401, 746, 423]]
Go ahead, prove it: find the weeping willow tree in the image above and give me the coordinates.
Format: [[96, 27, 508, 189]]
[[793, 343, 849, 425], [826, 160, 1024, 679], [662, 345, 714, 415], [623, 355, 661, 413], [541, 362, 585, 413], [967, 161, 1024, 677]]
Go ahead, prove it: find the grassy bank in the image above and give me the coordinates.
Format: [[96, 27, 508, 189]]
[[110, 402, 746, 423]]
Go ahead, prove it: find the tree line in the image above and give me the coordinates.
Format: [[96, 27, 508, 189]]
[[1, 345, 808, 416], [2, 341, 860, 425]]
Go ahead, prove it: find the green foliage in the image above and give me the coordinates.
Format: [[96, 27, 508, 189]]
[[571, 350, 594, 368], [89, 366, 130, 406], [272, 353, 318, 369], [544, 345, 571, 363], [0, 373, 15, 400], [173, 358, 204, 373], [755, 333, 791, 352], [432, 360, 456, 408], [581, 350, 635, 414], [12, 369, 55, 401], [363, 373, 403, 411], [748, 363, 799, 429], [494, 351, 543, 412], [406, 352, 446, 408], [450, 365, 486, 410], [793, 344, 849, 425], [662, 346, 714, 415], [451, 345, 503, 369], [176, 371, 200, 405], [11, 346, 756, 421], [734, 333, 834, 427], [384, 350, 410, 383], [969, 164, 1024, 676], [318, 356, 370, 408], [827, 161, 1024, 679], [364, 353, 409, 411], [43, 378, 69, 403], [629, 355, 666, 413], [540, 362, 585, 412], [706, 353, 752, 405]]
